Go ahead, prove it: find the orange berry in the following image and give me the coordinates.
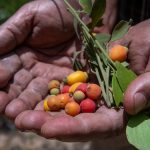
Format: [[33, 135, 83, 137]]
[[65, 101, 80, 116], [57, 93, 70, 108], [109, 45, 128, 62], [86, 84, 101, 100], [48, 80, 60, 90], [47, 96, 60, 111]]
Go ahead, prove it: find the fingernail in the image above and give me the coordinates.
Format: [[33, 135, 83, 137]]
[[134, 93, 147, 114]]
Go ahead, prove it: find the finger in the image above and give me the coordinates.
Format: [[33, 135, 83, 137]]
[[30, 62, 72, 81], [109, 35, 130, 49], [0, 92, 10, 113], [128, 43, 149, 75], [145, 52, 150, 72], [124, 72, 150, 115], [34, 101, 44, 111], [6, 69, 33, 98], [41, 109, 124, 141], [109, 35, 148, 75], [0, 68, 33, 114], [0, 53, 21, 88], [15, 110, 50, 130], [0, 1, 36, 54], [5, 77, 48, 119]]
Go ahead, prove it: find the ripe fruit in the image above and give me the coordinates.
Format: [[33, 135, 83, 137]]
[[50, 88, 60, 95], [47, 96, 60, 111], [48, 80, 60, 89], [57, 93, 70, 108], [61, 85, 70, 93], [75, 83, 87, 93], [69, 82, 82, 93], [43, 98, 50, 111], [65, 71, 88, 85], [109, 45, 128, 62], [65, 101, 80, 116], [86, 84, 101, 100], [73, 90, 85, 103], [80, 99, 96, 113]]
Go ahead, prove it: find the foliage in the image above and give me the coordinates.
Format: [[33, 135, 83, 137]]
[[64, 0, 135, 107]]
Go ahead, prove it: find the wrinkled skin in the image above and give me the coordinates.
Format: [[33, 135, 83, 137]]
[[0, 0, 149, 142], [113, 19, 150, 115]]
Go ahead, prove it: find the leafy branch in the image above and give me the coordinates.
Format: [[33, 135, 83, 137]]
[[64, 0, 136, 107]]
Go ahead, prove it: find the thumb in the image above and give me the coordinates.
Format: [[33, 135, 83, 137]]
[[124, 72, 150, 115], [109, 36, 130, 50], [0, 1, 36, 55]]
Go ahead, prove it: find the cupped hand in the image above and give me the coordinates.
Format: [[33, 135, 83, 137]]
[[0, 0, 126, 142], [111, 19, 150, 115]]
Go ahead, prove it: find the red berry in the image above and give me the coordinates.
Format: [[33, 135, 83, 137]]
[[76, 83, 87, 94], [80, 98, 96, 113], [86, 84, 101, 100], [61, 85, 70, 93]]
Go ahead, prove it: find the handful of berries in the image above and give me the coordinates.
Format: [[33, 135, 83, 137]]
[[44, 71, 102, 116]]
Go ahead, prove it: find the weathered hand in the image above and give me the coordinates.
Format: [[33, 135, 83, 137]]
[[0, 0, 77, 118], [0, 0, 126, 142], [111, 19, 150, 115]]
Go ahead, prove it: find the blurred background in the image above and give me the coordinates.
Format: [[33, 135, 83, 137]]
[[0, 1, 92, 150]]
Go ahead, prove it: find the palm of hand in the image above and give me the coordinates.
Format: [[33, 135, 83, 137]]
[[0, 45, 125, 141], [0, 0, 126, 141]]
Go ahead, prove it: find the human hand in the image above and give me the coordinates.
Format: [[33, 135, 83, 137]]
[[111, 19, 150, 115], [93, 0, 118, 34], [0, 0, 78, 118], [0, 0, 125, 142]]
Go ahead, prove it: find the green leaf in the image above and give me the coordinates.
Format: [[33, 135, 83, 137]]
[[73, 17, 80, 39], [126, 113, 150, 150], [112, 74, 123, 107], [72, 50, 84, 70], [115, 62, 137, 92], [79, 0, 92, 14], [95, 33, 111, 43], [111, 20, 131, 42], [89, 0, 106, 29]]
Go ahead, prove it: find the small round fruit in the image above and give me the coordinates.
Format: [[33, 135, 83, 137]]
[[47, 96, 60, 111], [73, 90, 85, 103], [86, 84, 101, 100], [50, 88, 60, 95], [75, 83, 87, 94], [109, 45, 128, 62], [80, 99, 96, 113], [65, 71, 88, 85], [48, 80, 60, 90], [61, 85, 70, 93], [69, 82, 82, 93], [65, 101, 80, 116], [57, 93, 70, 108], [43, 98, 50, 111]]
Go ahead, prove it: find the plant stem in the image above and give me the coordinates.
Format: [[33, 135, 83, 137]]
[[64, 0, 89, 32], [95, 68, 111, 107]]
